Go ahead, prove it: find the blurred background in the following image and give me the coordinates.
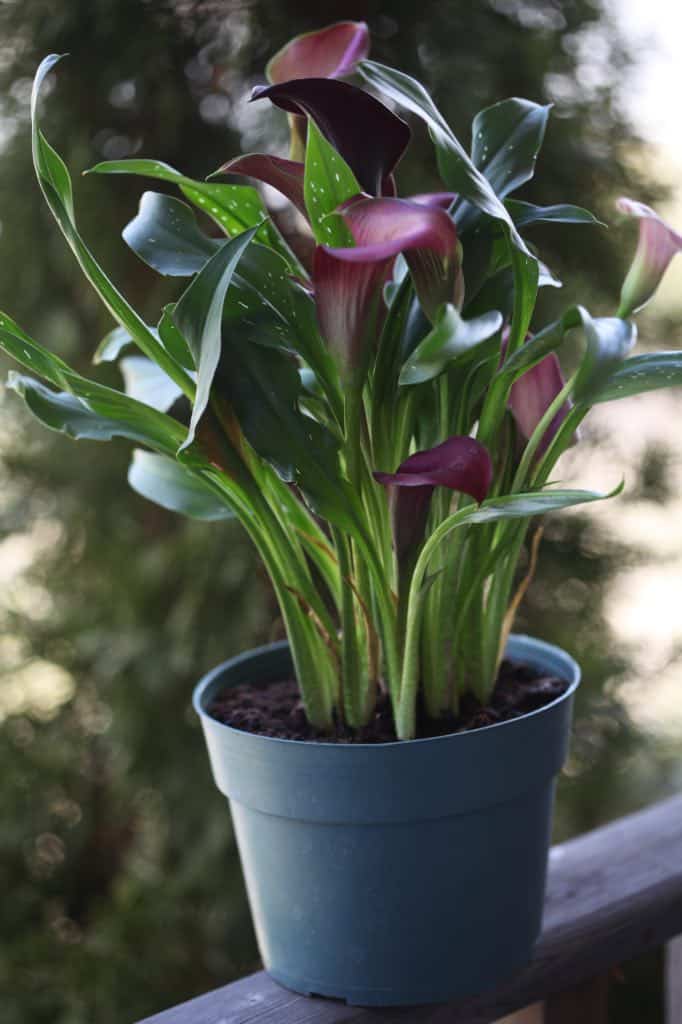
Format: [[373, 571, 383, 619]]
[[0, 1, 680, 1021]]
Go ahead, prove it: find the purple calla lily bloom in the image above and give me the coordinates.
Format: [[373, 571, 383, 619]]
[[374, 436, 493, 561], [617, 197, 682, 316], [212, 154, 306, 217], [313, 244, 391, 380], [314, 196, 461, 376], [264, 22, 370, 162], [251, 78, 410, 197], [266, 21, 370, 84], [339, 195, 462, 320], [500, 328, 574, 457], [508, 350, 573, 455]]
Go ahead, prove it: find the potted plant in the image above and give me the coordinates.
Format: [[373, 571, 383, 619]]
[[3, 20, 682, 1007]]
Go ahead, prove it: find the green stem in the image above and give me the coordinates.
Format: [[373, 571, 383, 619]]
[[209, 471, 336, 728], [331, 527, 365, 728]]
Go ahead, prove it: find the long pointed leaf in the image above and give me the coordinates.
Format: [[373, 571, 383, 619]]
[[0, 311, 186, 454], [590, 351, 682, 403], [304, 119, 360, 245], [7, 372, 185, 455], [358, 60, 529, 254], [30, 56, 194, 400], [506, 200, 604, 229], [86, 157, 289, 255], [172, 226, 258, 449]]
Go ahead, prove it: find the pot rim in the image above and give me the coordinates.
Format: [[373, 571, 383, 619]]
[[193, 632, 580, 750], [193, 633, 580, 750]]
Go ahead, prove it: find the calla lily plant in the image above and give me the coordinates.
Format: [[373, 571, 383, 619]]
[[3, 22, 682, 739]]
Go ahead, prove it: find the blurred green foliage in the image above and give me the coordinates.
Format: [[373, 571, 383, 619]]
[[0, 1, 679, 1021]]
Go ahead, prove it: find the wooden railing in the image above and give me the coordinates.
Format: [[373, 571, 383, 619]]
[[137, 794, 682, 1024]]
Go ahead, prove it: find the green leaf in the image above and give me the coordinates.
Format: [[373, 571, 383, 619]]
[[121, 191, 331, 396], [590, 351, 682, 403], [399, 304, 502, 385], [466, 485, 621, 524], [471, 98, 551, 199], [158, 305, 195, 370], [0, 314, 186, 454], [86, 157, 297, 265], [538, 259, 562, 289], [499, 307, 582, 380], [0, 311, 72, 388], [30, 56, 194, 401], [506, 200, 604, 229], [507, 246, 540, 355], [358, 60, 529, 254], [127, 449, 233, 521], [122, 192, 219, 276], [217, 245, 340, 415], [7, 372, 185, 455], [143, 216, 338, 414], [94, 325, 134, 364], [119, 356, 183, 412], [215, 339, 355, 530], [173, 226, 258, 449], [304, 120, 360, 246], [573, 310, 637, 403], [221, 243, 316, 352], [420, 485, 623, 574]]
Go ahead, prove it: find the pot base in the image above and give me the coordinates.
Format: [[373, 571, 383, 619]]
[[268, 950, 532, 1007]]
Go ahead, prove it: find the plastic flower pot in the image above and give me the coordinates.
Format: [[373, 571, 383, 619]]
[[193, 634, 580, 1007]]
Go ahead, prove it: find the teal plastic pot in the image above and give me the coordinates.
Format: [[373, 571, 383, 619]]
[[193, 634, 579, 1007]]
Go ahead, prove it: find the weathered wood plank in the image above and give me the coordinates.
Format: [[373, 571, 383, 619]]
[[137, 793, 682, 1024], [666, 934, 682, 1023]]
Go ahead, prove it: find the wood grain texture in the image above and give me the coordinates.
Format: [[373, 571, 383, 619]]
[[137, 794, 682, 1024]]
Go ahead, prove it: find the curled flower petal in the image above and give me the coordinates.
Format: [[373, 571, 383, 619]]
[[408, 192, 457, 209], [508, 351, 573, 455], [374, 436, 492, 560], [251, 78, 410, 196], [211, 154, 306, 217], [338, 196, 461, 320], [266, 21, 370, 84], [617, 197, 682, 316], [314, 196, 461, 376]]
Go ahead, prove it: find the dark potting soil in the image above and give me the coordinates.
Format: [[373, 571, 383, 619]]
[[208, 659, 568, 743]]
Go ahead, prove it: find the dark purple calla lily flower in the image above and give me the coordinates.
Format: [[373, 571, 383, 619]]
[[374, 436, 493, 562], [340, 196, 462, 320], [266, 21, 370, 84], [314, 195, 461, 377], [617, 197, 682, 316], [264, 22, 371, 162], [212, 153, 306, 217], [250, 78, 410, 196]]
